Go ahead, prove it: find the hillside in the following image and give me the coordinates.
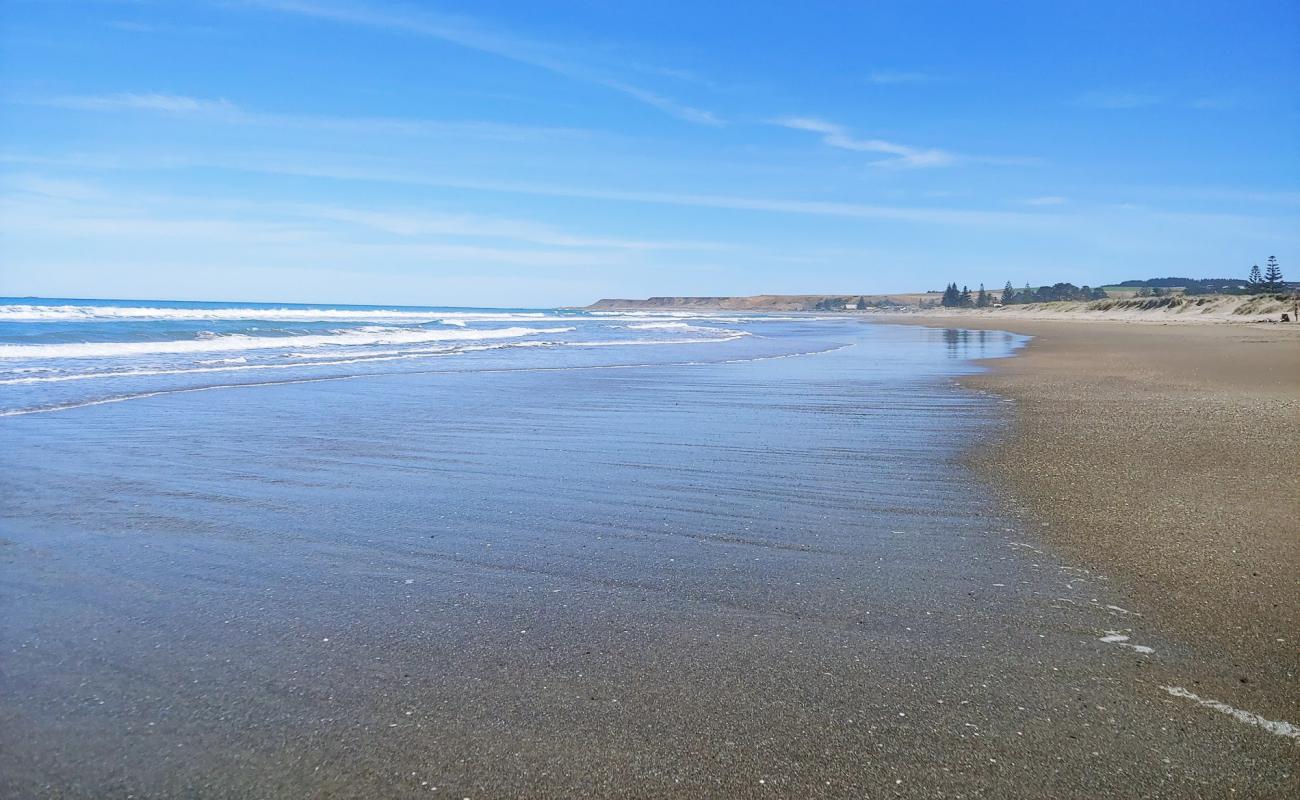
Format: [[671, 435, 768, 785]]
[[906, 294, 1299, 323], [586, 294, 934, 311], [586, 293, 1299, 323]]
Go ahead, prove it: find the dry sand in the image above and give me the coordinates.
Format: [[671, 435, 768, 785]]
[[892, 314, 1300, 720]]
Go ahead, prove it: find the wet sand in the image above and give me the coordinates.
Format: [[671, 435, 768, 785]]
[[2, 321, 1297, 797], [894, 316, 1300, 723]]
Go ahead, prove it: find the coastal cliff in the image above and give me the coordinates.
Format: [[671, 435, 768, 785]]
[[586, 293, 1298, 322], [586, 294, 928, 311]]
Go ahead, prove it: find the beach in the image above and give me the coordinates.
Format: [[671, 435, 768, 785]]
[[3, 308, 1298, 797], [892, 314, 1300, 723]]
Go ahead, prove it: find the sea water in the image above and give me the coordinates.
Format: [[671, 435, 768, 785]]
[[0, 298, 842, 416]]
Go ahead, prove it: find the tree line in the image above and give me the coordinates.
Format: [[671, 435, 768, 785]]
[[939, 281, 1106, 307], [938, 257, 1288, 307], [1122, 257, 1287, 295]]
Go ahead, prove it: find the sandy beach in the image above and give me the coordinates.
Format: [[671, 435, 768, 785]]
[[891, 314, 1300, 722]]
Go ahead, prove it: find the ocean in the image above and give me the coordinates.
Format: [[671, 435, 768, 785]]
[[0, 297, 854, 417]]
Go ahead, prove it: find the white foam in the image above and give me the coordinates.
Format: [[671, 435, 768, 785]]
[[0, 326, 575, 359], [591, 311, 813, 322], [626, 321, 694, 330], [0, 331, 762, 384], [1162, 686, 1300, 740], [0, 304, 551, 323], [0, 344, 847, 417], [558, 332, 750, 347], [1099, 631, 1154, 654]]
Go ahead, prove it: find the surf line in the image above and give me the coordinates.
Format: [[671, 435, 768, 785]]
[[1161, 686, 1300, 741], [0, 344, 854, 418]]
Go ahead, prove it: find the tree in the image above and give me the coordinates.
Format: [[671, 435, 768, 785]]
[[1249, 264, 1263, 286], [1022, 283, 1035, 303], [1001, 281, 1016, 305], [941, 282, 961, 307], [959, 285, 974, 307], [1263, 256, 1283, 289], [976, 283, 991, 307]]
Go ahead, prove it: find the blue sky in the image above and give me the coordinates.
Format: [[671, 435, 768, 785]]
[[1, 0, 1297, 306]]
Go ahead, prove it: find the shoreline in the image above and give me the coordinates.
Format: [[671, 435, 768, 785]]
[[884, 314, 1300, 719]]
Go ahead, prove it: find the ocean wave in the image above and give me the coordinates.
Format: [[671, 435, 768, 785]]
[[0, 304, 552, 323], [591, 311, 814, 323], [625, 321, 693, 330], [0, 325, 576, 359], [0, 331, 754, 384], [0, 344, 846, 418], [534, 333, 751, 347], [623, 321, 740, 334]]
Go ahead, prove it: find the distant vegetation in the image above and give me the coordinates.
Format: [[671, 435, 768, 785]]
[[938, 281, 1105, 307], [1114, 256, 1290, 295], [936, 256, 1291, 307]]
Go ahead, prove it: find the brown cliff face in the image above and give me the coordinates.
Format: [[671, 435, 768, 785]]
[[585, 294, 933, 311]]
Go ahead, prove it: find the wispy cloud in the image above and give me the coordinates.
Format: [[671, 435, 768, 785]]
[[1025, 195, 1067, 206], [106, 20, 161, 33], [1, 150, 1052, 227], [0, 176, 727, 257], [772, 117, 957, 168], [243, 0, 722, 125], [2, 174, 106, 200], [1189, 94, 1239, 111], [51, 93, 237, 114], [31, 92, 588, 141], [1075, 90, 1161, 110], [294, 206, 724, 251], [1078, 89, 1251, 112], [868, 70, 935, 85]]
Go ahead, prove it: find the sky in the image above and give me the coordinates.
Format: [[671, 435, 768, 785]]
[[1, 0, 1297, 307]]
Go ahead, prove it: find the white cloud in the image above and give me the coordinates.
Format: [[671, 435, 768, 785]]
[[244, 0, 722, 125], [0, 181, 730, 266], [3, 174, 104, 200], [50, 93, 238, 114], [868, 70, 934, 85], [33, 93, 587, 142], [774, 117, 956, 168], [1189, 95, 1238, 111], [1075, 90, 1161, 109], [0, 151, 1052, 228], [292, 206, 725, 251]]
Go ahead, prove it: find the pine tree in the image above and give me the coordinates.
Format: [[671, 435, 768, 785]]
[[1263, 256, 1283, 289], [1002, 281, 1015, 305], [941, 282, 960, 307], [1022, 283, 1034, 303], [1249, 264, 1263, 286], [959, 285, 973, 307], [976, 283, 991, 307]]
